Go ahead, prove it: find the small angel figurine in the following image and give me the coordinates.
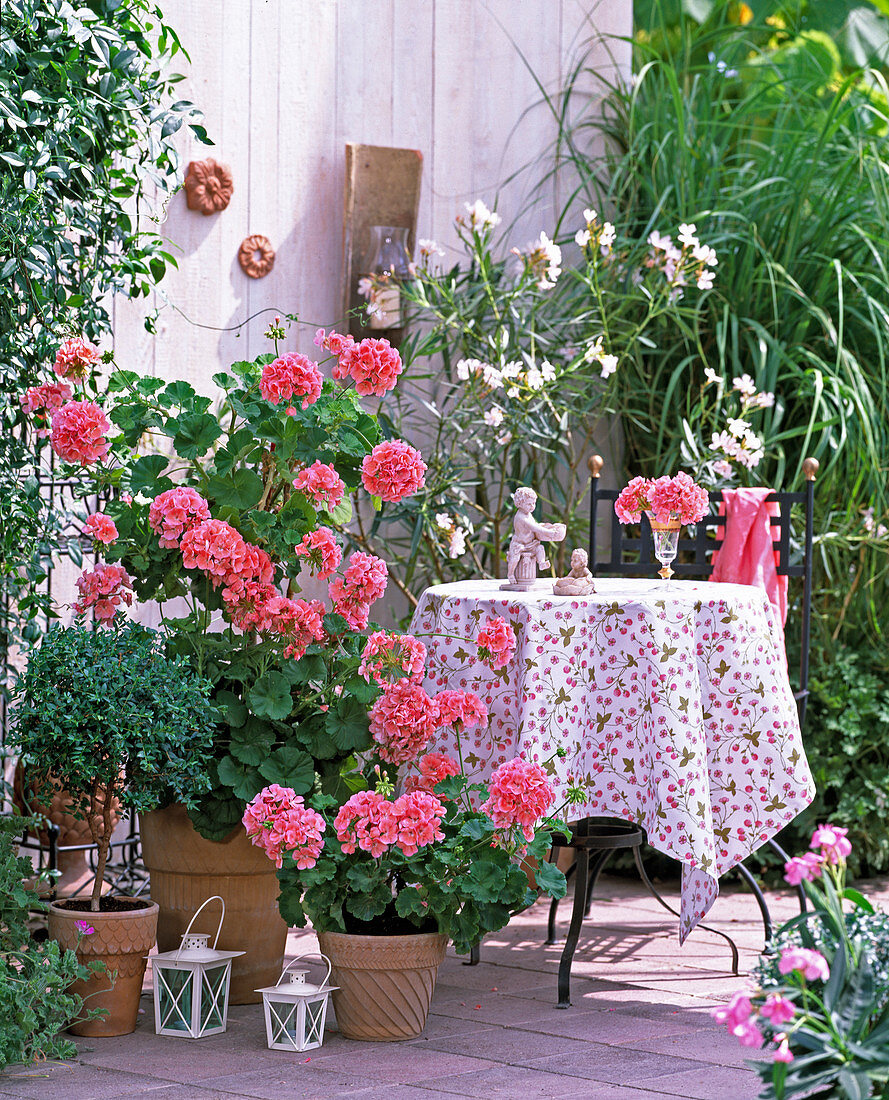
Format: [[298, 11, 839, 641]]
[[502, 486, 566, 591], [553, 547, 595, 596]]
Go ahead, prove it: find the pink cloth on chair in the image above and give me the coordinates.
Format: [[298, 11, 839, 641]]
[[711, 487, 788, 626]]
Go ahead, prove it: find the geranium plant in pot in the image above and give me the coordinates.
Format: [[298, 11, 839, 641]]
[[242, 636, 569, 1042], [16, 326, 426, 998], [8, 620, 215, 1036]]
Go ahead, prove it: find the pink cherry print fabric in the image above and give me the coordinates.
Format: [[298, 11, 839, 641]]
[[411, 577, 815, 941]]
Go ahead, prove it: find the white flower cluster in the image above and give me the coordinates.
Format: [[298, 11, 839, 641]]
[[456, 357, 555, 396], [647, 223, 718, 297], [521, 231, 562, 289], [583, 338, 618, 379], [460, 199, 501, 232], [435, 512, 469, 558], [862, 507, 888, 538], [705, 371, 775, 472], [575, 208, 615, 257]]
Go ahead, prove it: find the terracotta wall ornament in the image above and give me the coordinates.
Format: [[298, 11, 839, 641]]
[[238, 234, 275, 279], [183, 158, 234, 214]]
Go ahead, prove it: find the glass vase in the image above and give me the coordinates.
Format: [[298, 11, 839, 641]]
[[646, 513, 682, 580], [361, 226, 411, 330]]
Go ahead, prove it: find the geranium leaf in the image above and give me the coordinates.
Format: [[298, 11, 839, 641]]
[[128, 454, 170, 495], [325, 696, 371, 752], [206, 468, 264, 510], [247, 671, 293, 720], [535, 860, 567, 898], [170, 412, 222, 459], [258, 745, 314, 793], [216, 755, 263, 801]]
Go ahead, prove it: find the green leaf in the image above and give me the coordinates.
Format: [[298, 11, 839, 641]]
[[216, 755, 262, 801], [247, 671, 293, 720], [206, 469, 264, 510], [325, 696, 372, 752], [258, 745, 314, 793], [128, 454, 171, 496], [324, 496, 353, 524], [171, 413, 222, 459], [535, 860, 567, 899], [230, 719, 275, 766]]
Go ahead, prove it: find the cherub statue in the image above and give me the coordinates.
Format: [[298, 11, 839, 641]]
[[553, 547, 595, 596], [502, 486, 566, 591]]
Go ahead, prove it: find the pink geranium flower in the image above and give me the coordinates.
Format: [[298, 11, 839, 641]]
[[369, 680, 440, 764], [243, 785, 325, 869], [404, 752, 461, 795], [314, 328, 355, 356], [75, 920, 95, 935], [181, 519, 272, 591], [476, 615, 516, 669], [390, 790, 446, 856], [333, 337, 404, 397], [810, 823, 852, 865], [334, 790, 398, 857], [360, 440, 426, 503], [53, 336, 100, 382], [481, 757, 555, 841], [259, 353, 323, 410], [148, 487, 211, 549], [434, 689, 488, 730], [83, 512, 118, 545], [359, 631, 427, 684], [73, 563, 133, 623], [294, 526, 342, 580], [20, 381, 73, 436], [614, 476, 655, 523], [51, 400, 111, 466], [329, 551, 388, 630], [778, 947, 830, 982], [293, 461, 346, 510], [648, 471, 709, 525]]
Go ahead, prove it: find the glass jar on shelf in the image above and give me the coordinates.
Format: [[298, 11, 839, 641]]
[[359, 225, 411, 330]]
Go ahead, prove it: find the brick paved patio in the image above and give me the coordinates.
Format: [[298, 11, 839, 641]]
[[4, 872, 887, 1100]]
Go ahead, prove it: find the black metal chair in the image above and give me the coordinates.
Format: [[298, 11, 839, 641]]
[[546, 454, 818, 1006]]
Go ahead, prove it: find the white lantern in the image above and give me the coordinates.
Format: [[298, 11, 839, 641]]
[[257, 954, 337, 1052], [149, 895, 244, 1039]]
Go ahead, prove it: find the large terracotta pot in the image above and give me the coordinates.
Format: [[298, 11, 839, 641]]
[[140, 803, 287, 1005], [317, 930, 447, 1041], [48, 897, 158, 1037]]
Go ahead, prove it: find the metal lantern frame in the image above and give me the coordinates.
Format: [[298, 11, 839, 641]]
[[257, 954, 337, 1052], [150, 895, 245, 1039]]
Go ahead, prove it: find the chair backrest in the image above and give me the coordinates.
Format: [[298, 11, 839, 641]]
[[587, 455, 819, 725]]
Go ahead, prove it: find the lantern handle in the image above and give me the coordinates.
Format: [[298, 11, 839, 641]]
[[277, 952, 333, 989], [176, 895, 226, 961]]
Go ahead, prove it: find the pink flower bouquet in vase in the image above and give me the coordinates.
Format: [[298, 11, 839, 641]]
[[614, 472, 710, 579]]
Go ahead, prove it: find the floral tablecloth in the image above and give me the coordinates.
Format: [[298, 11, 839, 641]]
[[411, 577, 815, 941]]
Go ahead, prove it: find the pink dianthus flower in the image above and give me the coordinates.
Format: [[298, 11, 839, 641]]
[[293, 461, 345, 510], [53, 336, 100, 382], [810, 823, 852, 865], [73, 563, 133, 623], [390, 790, 446, 856], [359, 631, 426, 685], [778, 947, 830, 982], [333, 337, 404, 397], [369, 680, 440, 765], [481, 757, 554, 842], [259, 353, 323, 410], [51, 400, 110, 466], [83, 512, 118, 545], [294, 526, 342, 580], [243, 785, 325, 870], [360, 440, 426, 503], [476, 615, 516, 670], [148, 487, 211, 549], [334, 790, 398, 857], [434, 690, 488, 730], [20, 381, 73, 436]]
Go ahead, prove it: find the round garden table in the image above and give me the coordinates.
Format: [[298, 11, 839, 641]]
[[410, 576, 816, 941]]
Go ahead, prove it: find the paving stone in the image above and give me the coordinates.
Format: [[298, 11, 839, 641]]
[[523, 1044, 707, 1084], [398, 1064, 677, 1099], [635, 1063, 761, 1099], [0, 1063, 169, 1099]]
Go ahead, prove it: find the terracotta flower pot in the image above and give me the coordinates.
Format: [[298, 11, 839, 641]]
[[317, 930, 447, 1041], [48, 897, 158, 1037], [140, 803, 287, 1005]]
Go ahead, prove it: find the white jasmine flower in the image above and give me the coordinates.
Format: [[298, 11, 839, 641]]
[[501, 360, 523, 379], [484, 406, 504, 427], [599, 354, 618, 379], [541, 360, 556, 382], [733, 374, 757, 397], [418, 238, 444, 258], [525, 367, 545, 390], [678, 222, 699, 248], [704, 367, 721, 386], [648, 230, 672, 252], [448, 528, 467, 558], [435, 512, 453, 531], [482, 363, 504, 389], [506, 385, 520, 398], [575, 228, 591, 248], [463, 199, 501, 230], [697, 270, 715, 291], [727, 417, 748, 437]]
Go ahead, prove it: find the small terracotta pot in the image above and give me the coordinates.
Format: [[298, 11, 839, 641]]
[[48, 897, 158, 1037], [317, 930, 447, 1041], [140, 803, 288, 1004]]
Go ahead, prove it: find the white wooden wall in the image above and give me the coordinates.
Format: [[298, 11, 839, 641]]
[[112, 0, 632, 383]]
